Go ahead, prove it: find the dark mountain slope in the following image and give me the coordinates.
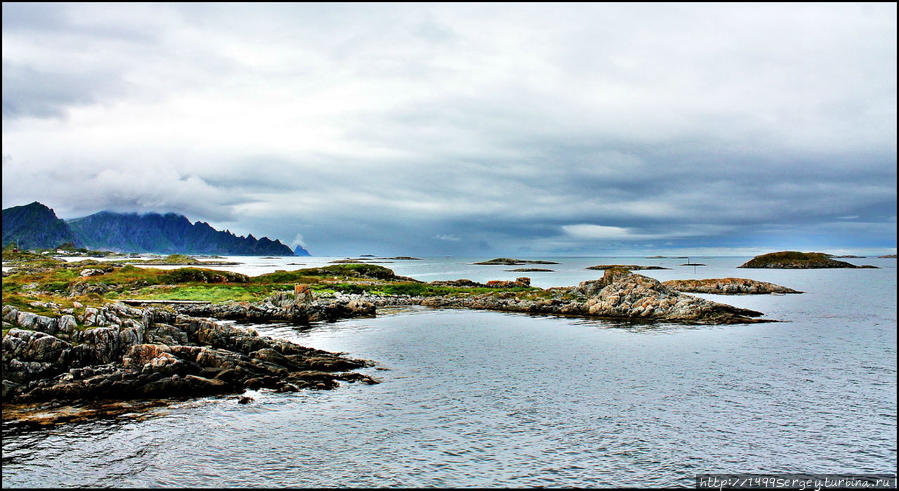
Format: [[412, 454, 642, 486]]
[[67, 211, 296, 255], [1, 202, 81, 250]]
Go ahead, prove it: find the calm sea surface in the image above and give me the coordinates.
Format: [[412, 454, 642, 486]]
[[3, 256, 896, 487]]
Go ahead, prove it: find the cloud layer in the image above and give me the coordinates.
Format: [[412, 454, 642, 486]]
[[2, 3, 896, 255]]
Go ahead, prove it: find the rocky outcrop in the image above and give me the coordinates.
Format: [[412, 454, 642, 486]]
[[586, 264, 668, 270], [430, 279, 488, 287], [739, 251, 877, 269], [473, 258, 558, 265], [486, 277, 531, 288], [419, 269, 765, 324], [662, 278, 802, 294], [169, 292, 376, 324], [430, 277, 532, 288], [2, 303, 377, 404]]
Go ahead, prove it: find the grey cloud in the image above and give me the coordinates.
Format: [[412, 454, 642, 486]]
[[1, 3, 895, 256], [2, 62, 108, 119]]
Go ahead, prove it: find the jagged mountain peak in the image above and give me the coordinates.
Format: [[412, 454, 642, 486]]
[[2, 202, 307, 255]]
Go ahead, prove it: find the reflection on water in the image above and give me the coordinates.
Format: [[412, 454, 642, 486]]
[[2, 257, 896, 487]]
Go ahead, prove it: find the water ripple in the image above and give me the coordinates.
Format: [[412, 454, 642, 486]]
[[3, 260, 897, 487]]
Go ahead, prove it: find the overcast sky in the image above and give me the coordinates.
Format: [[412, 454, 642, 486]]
[[2, 3, 896, 256]]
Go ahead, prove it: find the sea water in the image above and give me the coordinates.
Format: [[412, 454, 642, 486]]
[[2, 256, 896, 487]]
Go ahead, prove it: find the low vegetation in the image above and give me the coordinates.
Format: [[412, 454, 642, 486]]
[[2, 250, 542, 320]]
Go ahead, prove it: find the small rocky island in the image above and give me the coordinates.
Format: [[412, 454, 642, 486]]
[[586, 264, 668, 270], [127, 254, 241, 266], [739, 251, 878, 269], [474, 258, 559, 265], [2, 250, 772, 418], [662, 278, 802, 294]]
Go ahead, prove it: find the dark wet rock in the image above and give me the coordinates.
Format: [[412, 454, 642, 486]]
[[506, 268, 554, 272], [662, 278, 802, 294]]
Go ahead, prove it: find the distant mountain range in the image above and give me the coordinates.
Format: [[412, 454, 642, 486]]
[[2, 202, 310, 256]]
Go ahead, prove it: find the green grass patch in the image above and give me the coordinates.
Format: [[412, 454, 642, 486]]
[[125, 284, 273, 303], [253, 264, 397, 283]]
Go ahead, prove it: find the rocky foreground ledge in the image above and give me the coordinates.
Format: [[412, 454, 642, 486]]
[[2, 303, 378, 405]]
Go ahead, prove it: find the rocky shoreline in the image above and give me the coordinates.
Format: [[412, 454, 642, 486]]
[[2, 302, 378, 406], [3, 264, 772, 418]]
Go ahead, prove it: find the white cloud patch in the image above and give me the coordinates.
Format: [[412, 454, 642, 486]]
[[562, 224, 733, 241], [434, 234, 461, 242], [292, 233, 307, 248]]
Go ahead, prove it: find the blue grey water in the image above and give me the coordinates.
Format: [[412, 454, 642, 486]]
[[3, 256, 897, 487]]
